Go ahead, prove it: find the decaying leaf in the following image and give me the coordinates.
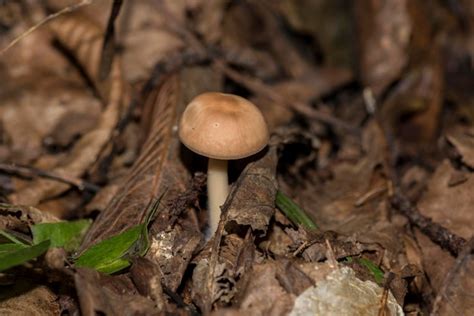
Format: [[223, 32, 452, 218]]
[[232, 263, 295, 316], [130, 257, 166, 312], [354, 0, 411, 94], [74, 268, 156, 316], [431, 238, 474, 315], [415, 160, 474, 291], [0, 282, 60, 316], [8, 12, 127, 207], [225, 147, 277, 234], [0, 1, 472, 314], [447, 128, 474, 168]]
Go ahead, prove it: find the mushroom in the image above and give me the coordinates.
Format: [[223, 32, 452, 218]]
[[179, 92, 269, 237]]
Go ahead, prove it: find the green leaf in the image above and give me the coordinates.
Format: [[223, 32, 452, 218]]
[[357, 258, 385, 284], [31, 219, 91, 251], [0, 240, 50, 272], [275, 190, 318, 230], [74, 225, 144, 274]]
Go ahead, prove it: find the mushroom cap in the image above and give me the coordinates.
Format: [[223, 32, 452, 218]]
[[179, 92, 269, 160]]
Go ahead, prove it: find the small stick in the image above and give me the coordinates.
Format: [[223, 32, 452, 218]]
[[0, 163, 100, 192], [390, 192, 466, 256], [380, 125, 466, 257], [378, 272, 395, 316], [0, 0, 93, 56]]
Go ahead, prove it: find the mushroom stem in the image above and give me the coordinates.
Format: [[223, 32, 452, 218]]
[[207, 158, 229, 236]]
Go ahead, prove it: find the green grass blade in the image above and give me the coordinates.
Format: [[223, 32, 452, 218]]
[[275, 191, 318, 230], [357, 258, 385, 284]]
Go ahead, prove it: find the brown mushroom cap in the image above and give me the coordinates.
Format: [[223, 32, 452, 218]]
[[179, 92, 269, 160]]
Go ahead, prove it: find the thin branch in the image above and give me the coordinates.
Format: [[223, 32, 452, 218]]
[[0, 163, 100, 193], [390, 192, 466, 256], [380, 125, 466, 257], [0, 0, 93, 56]]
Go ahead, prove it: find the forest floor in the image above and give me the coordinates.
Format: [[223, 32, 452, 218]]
[[0, 1, 473, 315]]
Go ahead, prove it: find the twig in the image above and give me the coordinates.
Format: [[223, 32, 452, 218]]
[[378, 272, 395, 316], [0, 0, 93, 56], [0, 163, 100, 193], [381, 126, 466, 256], [390, 192, 466, 256]]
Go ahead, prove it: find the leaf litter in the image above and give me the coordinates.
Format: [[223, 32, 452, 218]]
[[0, 0, 473, 315]]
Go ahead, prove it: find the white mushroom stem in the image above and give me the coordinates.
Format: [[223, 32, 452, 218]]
[[207, 158, 229, 236]]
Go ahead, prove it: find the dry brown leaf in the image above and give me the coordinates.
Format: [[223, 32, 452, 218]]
[[148, 225, 201, 292], [291, 121, 385, 230], [447, 128, 474, 168], [233, 263, 295, 316], [354, 0, 411, 94], [84, 183, 120, 216], [194, 0, 227, 44], [8, 13, 126, 207], [418, 160, 474, 240], [78, 73, 181, 247], [0, 203, 59, 233], [45, 109, 100, 148], [192, 233, 256, 310], [380, 61, 444, 152], [74, 268, 157, 316], [130, 257, 166, 312], [0, 282, 60, 316], [0, 24, 100, 165], [415, 160, 474, 292], [278, 0, 355, 68], [431, 239, 474, 315], [225, 147, 277, 234], [119, 0, 185, 82]]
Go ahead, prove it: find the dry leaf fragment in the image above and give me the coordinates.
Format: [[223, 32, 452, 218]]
[[9, 13, 126, 207], [415, 160, 474, 292], [354, 0, 411, 94], [74, 268, 157, 316], [130, 257, 166, 312], [0, 282, 60, 316], [234, 263, 295, 316], [225, 146, 278, 235], [447, 129, 474, 168], [418, 160, 474, 240]]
